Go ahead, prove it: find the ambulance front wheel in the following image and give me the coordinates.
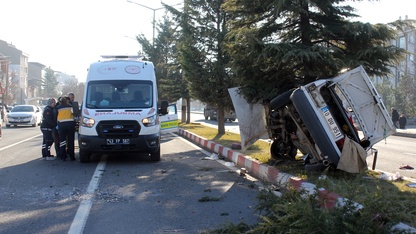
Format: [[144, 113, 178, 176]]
[[150, 148, 161, 161], [79, 150, 91, 163]]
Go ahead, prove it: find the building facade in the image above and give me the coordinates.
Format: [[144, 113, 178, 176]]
[[0, 39, 29, 105], [393, 17, 416, 87], [0, 39, 75, 106], [373, 16, 416, 88]]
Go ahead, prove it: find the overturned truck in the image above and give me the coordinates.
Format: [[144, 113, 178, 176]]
[[230, 66, 396, 173]]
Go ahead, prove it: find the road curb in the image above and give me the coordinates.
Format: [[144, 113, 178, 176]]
[[178, 128, 416, 232], [394, 132, 416, 138], [180, 128, 347, 209]]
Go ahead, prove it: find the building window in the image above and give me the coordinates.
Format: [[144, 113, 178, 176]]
[[399, 36, 406, 49], [410, 34, 415, 43]]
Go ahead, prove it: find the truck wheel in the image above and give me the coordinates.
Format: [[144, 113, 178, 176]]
[[150, 148, 161, 161], [270, 140, 285, 160], [270, 88, 295, 111], [270, 140, 297, 161], [79, 151, 91, 163], [288, 144, 298, 159]]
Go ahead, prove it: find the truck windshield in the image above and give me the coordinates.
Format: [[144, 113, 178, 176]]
[[85, 80, 153, 109]]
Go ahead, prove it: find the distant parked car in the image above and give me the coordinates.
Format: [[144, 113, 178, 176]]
[[5, 105, 42, 127], [204, 105, 237, 122]]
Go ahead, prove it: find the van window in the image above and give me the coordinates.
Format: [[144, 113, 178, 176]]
[[85, 80, 153, 109], [167, 105, 176, 115]]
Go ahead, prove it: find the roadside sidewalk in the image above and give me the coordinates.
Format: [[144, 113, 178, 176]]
[[394, 124, 416, 138], [177, 127, 416, 233]]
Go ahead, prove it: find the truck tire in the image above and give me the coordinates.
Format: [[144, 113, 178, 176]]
[[150, 148, 161, 161], [270, 140, 297, 161], [79, 151, 91, 163], [270, 140, 284, 160], [270, 88, 295, 111]]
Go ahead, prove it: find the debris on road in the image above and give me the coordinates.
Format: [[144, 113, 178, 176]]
[[399, 165, 414, 170]]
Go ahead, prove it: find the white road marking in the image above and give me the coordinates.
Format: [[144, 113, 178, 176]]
[[68, 155, 108, 234], [0, 133, 107, 233]]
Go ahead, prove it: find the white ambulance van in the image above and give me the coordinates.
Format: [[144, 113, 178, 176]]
[[78, 55, 178, 163]]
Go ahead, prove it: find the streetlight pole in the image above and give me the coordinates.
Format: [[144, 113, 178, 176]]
[[124, 35, 143, 56], [127, 0, 181, 47]]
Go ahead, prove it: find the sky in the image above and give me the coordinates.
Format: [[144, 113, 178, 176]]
[[1, 0, 415, 82]]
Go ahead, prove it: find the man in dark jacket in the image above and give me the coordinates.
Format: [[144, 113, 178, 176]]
[[40, 98, 57, 160], [399, 113, 407, 129], [391, 107, 399, 128]]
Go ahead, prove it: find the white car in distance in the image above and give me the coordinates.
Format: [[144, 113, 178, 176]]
[[6, 105, 42, 127]]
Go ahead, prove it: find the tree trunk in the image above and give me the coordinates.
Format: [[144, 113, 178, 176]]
[[217, 107, 225, 135], [186, 98, 191, 124], [181, 98, 186, 123]]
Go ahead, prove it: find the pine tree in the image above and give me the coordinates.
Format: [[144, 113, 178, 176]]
[[223, 0, 409, 103], [168, 0, 236, 134], [136, 12, 191, 122], [42, 67, 59, 98]]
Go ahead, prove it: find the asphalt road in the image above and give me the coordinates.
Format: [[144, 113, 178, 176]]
[[0, 125, 262, 233]]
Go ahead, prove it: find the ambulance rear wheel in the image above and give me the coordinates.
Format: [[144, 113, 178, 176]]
[[150, 148, 161, 161], [79, 151, 91, 163]]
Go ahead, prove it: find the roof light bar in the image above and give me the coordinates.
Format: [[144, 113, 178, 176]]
[[100, 55, 144, 61]]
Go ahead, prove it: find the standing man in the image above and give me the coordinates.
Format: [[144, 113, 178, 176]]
[[399, 113, 407, 129], [67, 92, 80, 130], [40, 98, 57, 160], [53, 97, 62, 159], [391, 107, 399, 128], [68, 92, 75, 103], [56, 96, 76, 161]]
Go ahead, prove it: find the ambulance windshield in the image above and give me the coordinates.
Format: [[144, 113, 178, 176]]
[[85, 80, 153, 109]]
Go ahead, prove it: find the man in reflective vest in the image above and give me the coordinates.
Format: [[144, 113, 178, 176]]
[[56, 96, 76, 161]]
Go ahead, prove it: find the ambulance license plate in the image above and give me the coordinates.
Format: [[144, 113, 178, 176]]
[[106, 139, 130, 145]]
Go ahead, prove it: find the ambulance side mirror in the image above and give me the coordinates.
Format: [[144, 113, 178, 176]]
[[159, 100, 169, 115]]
